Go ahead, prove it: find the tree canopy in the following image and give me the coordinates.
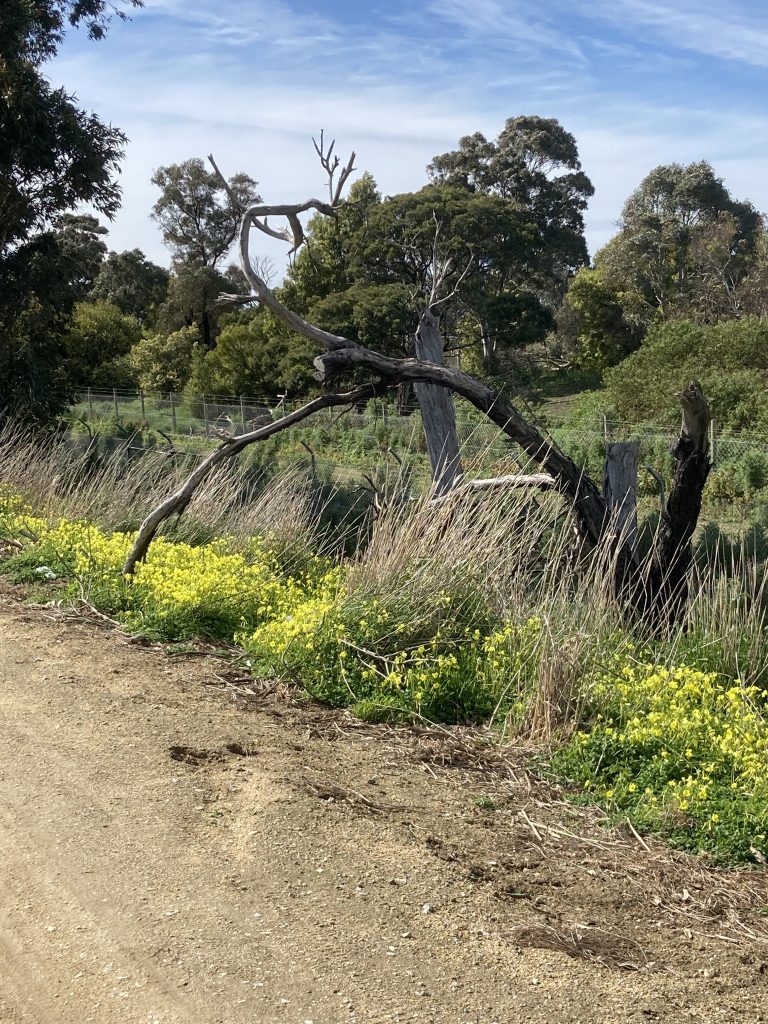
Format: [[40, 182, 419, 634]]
[[90, 248, 169, 322], [596, 161, 762, 327], [0, 0, 141, 420], [151, 159, 259, 269]]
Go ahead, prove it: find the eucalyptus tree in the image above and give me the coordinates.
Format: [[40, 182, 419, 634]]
[[151, 158, 260, 349], [90, 249, 169, 324], [0, 0, 142, 419], [597, 161, 761, 327]]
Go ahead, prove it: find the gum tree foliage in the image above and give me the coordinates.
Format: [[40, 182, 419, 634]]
[[54, 213, 108, 302], [186, 313, 317, 399], [557, 266, 642, 371], [597, 161, 762, 328], [280, 120, 592, 378], [130, 326, 201, 394], [63, 300, 142, 388], [428, 116, 594, 291], [0, 0, 142, 420], [151, 159, 260, 350], [90, 248, 169, 323]]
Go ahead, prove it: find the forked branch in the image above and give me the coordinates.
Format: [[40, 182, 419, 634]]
[[122, 384, 382, 575], [313, 129, 357, 205]]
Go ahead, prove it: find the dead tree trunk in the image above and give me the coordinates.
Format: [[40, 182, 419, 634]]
[[194, 142, 711, 630], [315, 348, 710, 630], [641, 382, 711, 629], [603, 441, 639, 556], [413, 309, 462, 495]]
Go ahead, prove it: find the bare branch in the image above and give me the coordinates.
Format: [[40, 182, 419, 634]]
[[207, 153, 244, 212], [645, 465, 666, 515], [238, 210, 361, 350], [430, 251, 475, 311], [122, 384, 382, 575], [214, 292, 259, 309], [313, 129, 357, 205]]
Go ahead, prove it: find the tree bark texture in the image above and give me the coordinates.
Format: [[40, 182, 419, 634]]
[[642, 382, 712, 628], [413, 310, 462, 495]]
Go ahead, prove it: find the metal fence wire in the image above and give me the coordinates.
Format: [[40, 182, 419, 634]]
[[71, 386, 768, 516]]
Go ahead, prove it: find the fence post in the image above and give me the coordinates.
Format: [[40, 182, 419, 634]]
[[604, 441, 639, 554], [113, 388, 119, 421], [87, 386, 93, 420], [202, 395, 209, 437], [139, 388, 146, 421], [170, 392, 177, 434], [240, 395, 246, 433], [709, 418, 717, 466]]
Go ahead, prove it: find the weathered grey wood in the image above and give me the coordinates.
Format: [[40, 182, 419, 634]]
[[430, 473, 554, 505], [413, 309, 462, 495], [314, 346, 610, 550], [122, 384, 379, 575], [603, 441, 639, 556]]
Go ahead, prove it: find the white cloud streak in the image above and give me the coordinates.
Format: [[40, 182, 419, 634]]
[[51, 0, 768, 269], [584, 0, 768, 68]]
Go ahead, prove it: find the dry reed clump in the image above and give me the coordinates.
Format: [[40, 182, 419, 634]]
[[0, 420, 323, 564]]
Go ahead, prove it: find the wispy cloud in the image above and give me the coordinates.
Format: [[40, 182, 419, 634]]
[[427, 0, 585, 61], [51, 0, 768, 268], [584, 0, 768, 68]]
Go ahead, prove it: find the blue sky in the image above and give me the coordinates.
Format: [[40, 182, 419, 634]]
[[51, 0, 768, 272]]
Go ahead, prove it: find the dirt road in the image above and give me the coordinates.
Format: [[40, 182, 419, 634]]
[[1, 587, 767, 1024]]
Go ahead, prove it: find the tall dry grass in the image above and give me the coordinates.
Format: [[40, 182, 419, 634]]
[[348, 477, 768, 735], [0, 421, 323, 565], [3, 419, 767, 726]]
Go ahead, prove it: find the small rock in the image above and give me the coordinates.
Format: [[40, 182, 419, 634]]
[[422, 903, 434, 914]]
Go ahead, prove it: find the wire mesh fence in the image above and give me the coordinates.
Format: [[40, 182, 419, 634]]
[[68, 386, 768, 528]]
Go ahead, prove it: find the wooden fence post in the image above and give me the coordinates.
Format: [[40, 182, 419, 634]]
[[113, 388, 119, 420], [170, 392, 177, 434], [604, 441, 639, 554]]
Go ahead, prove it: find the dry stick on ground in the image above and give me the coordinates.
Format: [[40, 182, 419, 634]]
[[122, 384, 381, 575]]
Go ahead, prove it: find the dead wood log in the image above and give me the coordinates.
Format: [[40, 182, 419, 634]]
[[122, 384, 381, 575], [641, 381, 712, 628], [429, 473, 555, 505], [314, 346, 610, 550], [200, 142, 711, 629], [315, 348, 710, 629]]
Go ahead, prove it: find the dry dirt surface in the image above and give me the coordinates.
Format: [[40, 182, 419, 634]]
[[2, 587, 768, 1024]]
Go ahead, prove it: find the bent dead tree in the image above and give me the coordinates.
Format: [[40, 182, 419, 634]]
[[125, 139, 712, 628]]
